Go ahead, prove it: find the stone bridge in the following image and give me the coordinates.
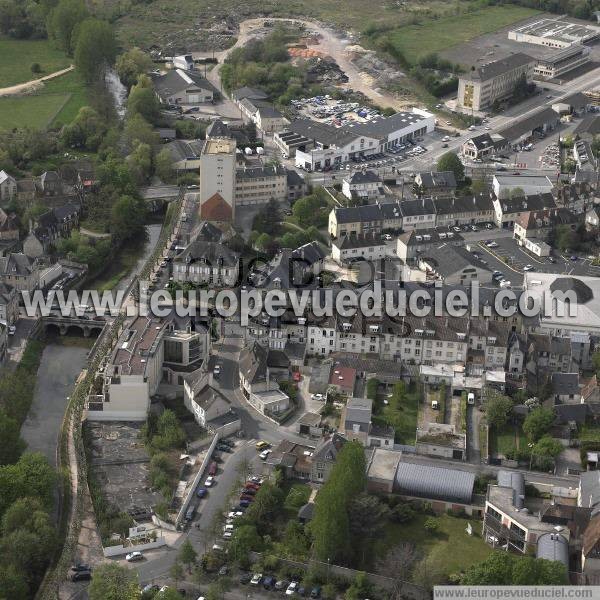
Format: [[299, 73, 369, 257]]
[[41, 315, 107, 338]]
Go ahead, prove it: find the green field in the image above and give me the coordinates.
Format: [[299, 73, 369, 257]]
[[375, 513, 491, 578], [381, 386, 420, 445], [0, 71, 87, 131], [387, 5, 540, 64], [0, 38, 71, 88]]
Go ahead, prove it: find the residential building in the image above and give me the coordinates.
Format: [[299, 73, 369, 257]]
[[311, 433, 347, 483], [399, 198, 436, 231], [87, 317, 169, 421], [152, 69, 215, 105], [23, 204, 80, 258], [238, 342, 290, 416], [171, 241, 239, 287], [0, 253, 40, 292], [551, 372, 581, 404], [234, 164, 287, 206], [199, 136, 237, 222], [238, 97, 289, 133], [419, 245, 493, 286], [183, 382, 231, 428], [0, 282, 18, 325], [434, 194, 495, 228], [331, 232, 388, 264], [513, 208, 575, 243], [574, 115, 600, 141], [366, 448, 401, 494], [461, 133, 508, 160], [0, 171, 16, 202], [341, 397, 395, 448], [328, 201, 403, 238], [396, 229, 463, 264], [586, 206, 600, 229], [0, 208, 19, 240], [286, 170, 306, 202], [492, 192, 556, 228], [457, 53, 535, 111], [341, 170, 383, 201], [414, 171, 457, 199]]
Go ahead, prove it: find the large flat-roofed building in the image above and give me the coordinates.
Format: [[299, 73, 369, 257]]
[[199, 137, 237, 222], [457, 53, 535, 111], [508, 18, 600, 49], [234, 164, 287, 206], [534, 45, 591, 79], [275, 109, 434, 170]]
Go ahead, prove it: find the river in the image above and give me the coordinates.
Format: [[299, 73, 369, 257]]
[[20, 223, 162, 465], [105, 67, 128, 118]]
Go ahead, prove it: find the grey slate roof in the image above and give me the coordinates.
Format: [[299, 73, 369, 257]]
[[497, 193, 556, 214], [287, 119, 357, 148], [206, 119, 232, 139], [434, 195, 494, 214], [232, 87, 269, 102], [497, 107, 559, 142], [164, 139, 205, 162], [239, 341, 268, 385], [574, 115, 600, 137], [466, 53, 534, 82], [0, 253, 34, 276], [346, 170, 381, 185], [551, 372, 579, 396], [292, 241, 326, 266], [395, 461, 475, 504], [174, 240, 239, 267], [333, 232, 385, 251], [418, 171, 456, 189], [345, 397, 372, 425], [152, 69, 214, 99], [349, 111, 427, 139], [399, 198, 436, 217]]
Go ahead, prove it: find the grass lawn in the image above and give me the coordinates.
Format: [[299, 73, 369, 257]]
[[577, 424, 600, 442], [376, 385, 420, 445], [375, 513, 491, 577], [491, 425, 528, 457], [0, 38, 71, 88], [0, 71, 87, 131], [387, 5, 539, 64]]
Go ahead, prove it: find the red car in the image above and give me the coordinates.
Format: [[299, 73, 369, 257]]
[[245, 482, 260, 490]]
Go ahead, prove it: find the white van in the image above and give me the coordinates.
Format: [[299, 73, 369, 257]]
[[499, 280, 512, 289], [467, 392, 475, 405], [431, 400, 439, 410]]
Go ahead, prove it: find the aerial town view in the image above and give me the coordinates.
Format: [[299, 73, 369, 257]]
[[3, 0, 600, 599]]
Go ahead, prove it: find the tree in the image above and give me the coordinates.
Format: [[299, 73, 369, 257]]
[[311, 441, 366, 563], [169, 559, 184, 585], [128, 83, 160, 124], [116, 47, 153, 89], [30, 62, 41, 74], [376, 542, 415, 597], [245, 483, 284, 529], [483, 392, 513, 429], [436, 151, 464, 183], [110, 194, 147, 242], [391, 503, 415, 524], [462, 552, 568, 585], [523, 407, 555, 442], [124, 113, 159, 149], [532, 435, 563, 459], [73, 18, 116, 83], [424, 517, 439, 533], [0, 565, 28, 600], [60, 106, 106, 151], [229, 524, 263, 562], [155, 148, 174, 183], [127, 142, 153, 185], [87, 563, 140, 600], [252, 197, 281, 236], [47, 0, 88, 54], [158, 588, 184, 600], [345, 571, 371, 600], [179, 539, 198, 573], [0, 410, 25, 465], [555, 224, 577, 252]]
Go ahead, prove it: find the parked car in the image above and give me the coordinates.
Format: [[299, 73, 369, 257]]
[[310, 586, 322, 598], [255, 441, 270, 451], [259, 449, 272, 460], [71, 563, 91, 572], [205, 476, 215, 487], [523, 264, 535, 272], [126, 551, 143, 562], [251, 573, 263, 585], [241, 487, 256, 495], [70, 570, 92, 582], [240, 572, 252, 585], [197, 487, 208, 498], [276, 580, 290, 591], [263, 576, 276, 590], [286, 582, 299, 596], [219, 565, 229, 576]]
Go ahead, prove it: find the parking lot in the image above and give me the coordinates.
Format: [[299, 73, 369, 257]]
[[476, 236, 600, 287]]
